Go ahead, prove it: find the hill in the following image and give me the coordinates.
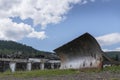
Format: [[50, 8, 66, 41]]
[[104, 51, 120, 61], [0, 40, 59, 59]]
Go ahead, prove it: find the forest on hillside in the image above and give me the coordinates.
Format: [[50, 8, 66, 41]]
[[0, 40, 59, 59], [105, 51, 120, 61]]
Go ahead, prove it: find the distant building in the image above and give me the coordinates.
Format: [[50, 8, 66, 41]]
[[54, 33, 103, 69]]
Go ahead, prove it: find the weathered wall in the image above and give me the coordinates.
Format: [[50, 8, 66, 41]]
[[54, 33, 103, 69], [58, 51, 102, 69]]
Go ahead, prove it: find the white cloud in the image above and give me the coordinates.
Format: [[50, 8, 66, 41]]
[[0, 0, 96, 41], [102, 49, 111, 52], [82, 0, 88, 4], [0, 0, 95, 28], [115, 47, 120, 51], [96, 33, 120, 46], [102, 48, 120, 52], [0, 18, 47, 41], [28, 31, 47, 40]]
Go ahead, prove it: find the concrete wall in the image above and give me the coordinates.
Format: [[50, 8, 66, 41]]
[[58, 50, 102, 69], [54, 33, 103, 69], [60, 56, 101, 69]]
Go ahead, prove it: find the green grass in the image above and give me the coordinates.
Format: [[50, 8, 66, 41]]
[[0, 66, 120, 78], [0, 69, 78, 78], [103, 66, 120, 72]]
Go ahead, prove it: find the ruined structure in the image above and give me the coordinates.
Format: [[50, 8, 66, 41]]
[[54, 33, 103, 69], [0, 58, 61, 72], [1, 33, 120, 72]]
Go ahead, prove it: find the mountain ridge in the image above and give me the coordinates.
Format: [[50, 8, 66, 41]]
[[0, 40, 59, 59]]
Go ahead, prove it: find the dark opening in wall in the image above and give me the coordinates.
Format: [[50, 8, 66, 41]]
[[90, 62, 92, 66]]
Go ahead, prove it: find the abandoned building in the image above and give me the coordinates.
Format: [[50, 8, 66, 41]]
[[54, 33, 104, 69], [0, 57, 61, 72], [0, 32, 120, 72], [54, 33, 120, 69]]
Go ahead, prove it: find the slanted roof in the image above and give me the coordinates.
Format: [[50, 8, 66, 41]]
[[54, 32, 102, 52]]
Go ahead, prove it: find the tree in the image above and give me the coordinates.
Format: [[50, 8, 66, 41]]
[[115, 54, 119, 61]]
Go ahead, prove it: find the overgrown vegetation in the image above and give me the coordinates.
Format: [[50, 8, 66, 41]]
[[0, 66, 120, 79], [0, 69, 78, 78], [103, 66, 120, 72]]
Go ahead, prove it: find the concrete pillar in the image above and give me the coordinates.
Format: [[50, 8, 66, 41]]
[[9, 62, 16, 72], [27, 62, 32, 71], [51, 63, 54, 69], [40, 63, 44, 70], [57, 63, 61, 69]]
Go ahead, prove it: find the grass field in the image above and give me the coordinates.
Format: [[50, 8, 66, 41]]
[[0, 69, 78, 78], [0, 66, 120, 79], [103, 65, 120, 72]]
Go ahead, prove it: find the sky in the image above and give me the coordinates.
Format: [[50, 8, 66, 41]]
[[0, 0, 120, 52]]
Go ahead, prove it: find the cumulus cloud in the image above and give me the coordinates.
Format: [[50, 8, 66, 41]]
[[0, 0, 95, 28], [0, 0, 96, 41], [28, 31, 47, 40], [0, 18, 47, 41], [96, 33, 120, 46], [102, 48, 120, 52], [115, 47, 120, 51]]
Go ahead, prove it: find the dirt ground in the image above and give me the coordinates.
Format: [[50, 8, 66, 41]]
[[0, 71, 120, 80]]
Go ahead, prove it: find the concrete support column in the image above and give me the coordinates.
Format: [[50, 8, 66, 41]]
[[56, 63, 60, 69], [9, 62, 16, 72], [51, 63, 54, 69], [40, 63, 44, 70], [27, 62, 32, 71]]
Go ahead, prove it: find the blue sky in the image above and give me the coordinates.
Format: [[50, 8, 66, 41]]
[[0, 0, 120, 52]]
